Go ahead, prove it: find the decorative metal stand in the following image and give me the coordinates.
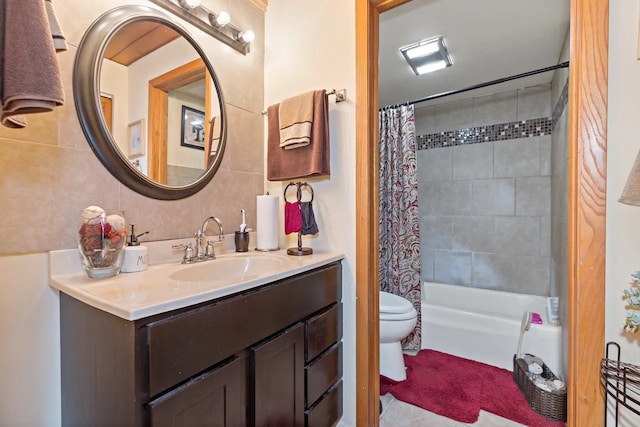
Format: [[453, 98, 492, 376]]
[[601, 341, 640, 426], [284, 182, 314, 256]]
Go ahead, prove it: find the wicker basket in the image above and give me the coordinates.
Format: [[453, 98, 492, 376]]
[[513, 354, 567, 422]]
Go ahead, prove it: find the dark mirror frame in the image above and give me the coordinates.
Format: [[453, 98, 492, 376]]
[[74, 5, 227, 200]]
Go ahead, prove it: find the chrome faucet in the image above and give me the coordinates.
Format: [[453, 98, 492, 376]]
[[201, 216, 224, 241], [172, 217, 224, 263], [196, 216, 224, 261]]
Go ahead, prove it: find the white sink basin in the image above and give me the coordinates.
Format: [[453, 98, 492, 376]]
[[169, 253, 292, 283], [78, 253, 293, 305]]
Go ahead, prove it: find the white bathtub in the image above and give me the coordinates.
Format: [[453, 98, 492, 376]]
[[421, 281, 563, 379]]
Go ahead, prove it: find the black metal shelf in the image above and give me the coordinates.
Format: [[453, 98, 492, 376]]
[[601, 342, 640, 426]]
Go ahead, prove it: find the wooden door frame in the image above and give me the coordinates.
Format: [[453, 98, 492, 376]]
[[355, 0, 608, 425], [147, 58, 210, 183]]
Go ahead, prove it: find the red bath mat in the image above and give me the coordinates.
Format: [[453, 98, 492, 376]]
[[380, 350, 565, 426]]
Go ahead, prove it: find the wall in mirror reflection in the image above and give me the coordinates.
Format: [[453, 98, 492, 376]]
[[100, 28, 221, 185]]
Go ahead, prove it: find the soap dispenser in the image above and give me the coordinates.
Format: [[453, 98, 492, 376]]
[[121, 224, 149, 273]]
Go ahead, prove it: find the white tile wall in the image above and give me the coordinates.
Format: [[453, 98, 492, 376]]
[[516, 176, 552, 216], [517, 86, 552, 120], [494, 138, 542, 178], [418, 147, 452, 182], [473, 92, 517, 126], [452, 216, 494, 252], [432, 98, 474, 133], [472, 178, 516, 216], [435, 250, 472, 286], [453, 142, 493, 180], [423, 180, 472, 216], [417, 87, 555, 296]]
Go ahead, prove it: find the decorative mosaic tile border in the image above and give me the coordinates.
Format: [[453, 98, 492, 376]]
[[416, 118, 552, 150], [417, 79, 569, 151], [551, 79, 569, 129]]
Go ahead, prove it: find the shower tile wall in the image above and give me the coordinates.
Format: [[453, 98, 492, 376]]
[[416, 86, 553, 296], [551, 39, 570, 301]]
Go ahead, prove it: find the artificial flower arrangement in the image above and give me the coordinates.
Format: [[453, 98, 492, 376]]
[[623, 271, 640, 333], [78, 206, 126, 269]]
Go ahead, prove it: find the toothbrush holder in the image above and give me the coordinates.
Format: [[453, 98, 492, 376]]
[[234, 231, 250, 252]]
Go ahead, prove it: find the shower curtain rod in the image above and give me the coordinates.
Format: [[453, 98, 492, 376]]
[[388, 61, 569, 109]]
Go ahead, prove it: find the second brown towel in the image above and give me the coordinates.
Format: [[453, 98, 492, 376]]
[[0, 0, 65, 128]]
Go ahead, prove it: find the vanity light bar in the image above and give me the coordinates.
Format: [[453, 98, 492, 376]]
[[150, 0, 253, 55]]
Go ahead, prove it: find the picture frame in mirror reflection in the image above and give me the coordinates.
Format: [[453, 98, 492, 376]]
[[127, 119, 145, 159], [181, 105, 206, 150]]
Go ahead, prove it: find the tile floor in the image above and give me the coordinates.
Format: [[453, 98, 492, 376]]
[[379, 393, 527, 427]]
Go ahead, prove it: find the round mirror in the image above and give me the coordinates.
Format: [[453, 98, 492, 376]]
[[74, 5, 226, 200]]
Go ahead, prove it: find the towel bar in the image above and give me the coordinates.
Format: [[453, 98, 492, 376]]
[[261, 89, 346, 115], [284, 181, 314, 203]]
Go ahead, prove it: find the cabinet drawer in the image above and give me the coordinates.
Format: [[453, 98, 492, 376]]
[[305, 380, 343, 427], [305, 303, 342, 362], [305, 342, 342, 408], [146, 263, 341, 397]]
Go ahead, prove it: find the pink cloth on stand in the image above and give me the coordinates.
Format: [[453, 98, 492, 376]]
[[284, 201, 302, 235]]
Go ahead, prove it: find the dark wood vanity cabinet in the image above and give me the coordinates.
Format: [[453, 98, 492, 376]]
[[253, 323, 305, 425], [148, 353, 249, 426], [60, 262, 342, 427]]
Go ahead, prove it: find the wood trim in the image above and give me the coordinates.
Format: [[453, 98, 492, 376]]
[[355, 1, 410, 426], [567, 0, 608, 425], [100, 96, 113, 133], [355, 1, 379, 425], [148, 86, 168, 182], [147, 58, 207, 184], [371, 0, 409, 9], [149, 58, 206, 92], [357, 0, 609, 426], [204, 71, 212, 169], [105, 22, 180, 67], [248, 0, 268, 12]]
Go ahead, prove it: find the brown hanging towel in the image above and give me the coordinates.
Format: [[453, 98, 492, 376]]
[[266, 89, 330, 181]]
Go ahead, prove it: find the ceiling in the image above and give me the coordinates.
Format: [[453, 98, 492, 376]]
[[379, 0, 570, 109], [104, 21, 180, 66]]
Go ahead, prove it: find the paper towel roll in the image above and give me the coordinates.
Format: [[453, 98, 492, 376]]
[[256, 195, 279, 250]]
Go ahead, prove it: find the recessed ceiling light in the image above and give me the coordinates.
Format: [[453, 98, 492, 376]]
[[400, 36, 452, 76]]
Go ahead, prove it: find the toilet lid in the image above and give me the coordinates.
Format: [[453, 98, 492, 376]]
[[380, 291, 414, 314]]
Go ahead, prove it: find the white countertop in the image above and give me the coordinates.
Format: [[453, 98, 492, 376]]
[[49, 236, 343, 321]]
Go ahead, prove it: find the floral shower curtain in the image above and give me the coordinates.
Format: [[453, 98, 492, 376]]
[[379, 105, 421, 350]]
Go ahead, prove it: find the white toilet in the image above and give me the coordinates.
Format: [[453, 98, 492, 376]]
[[379, 291, 418, 381]]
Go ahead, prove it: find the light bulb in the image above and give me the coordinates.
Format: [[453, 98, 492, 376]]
[[215, 11, 230, 26], [178, 0, 201, 9], [415, 60, 447, 75], [238, 30, 255, 44]]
